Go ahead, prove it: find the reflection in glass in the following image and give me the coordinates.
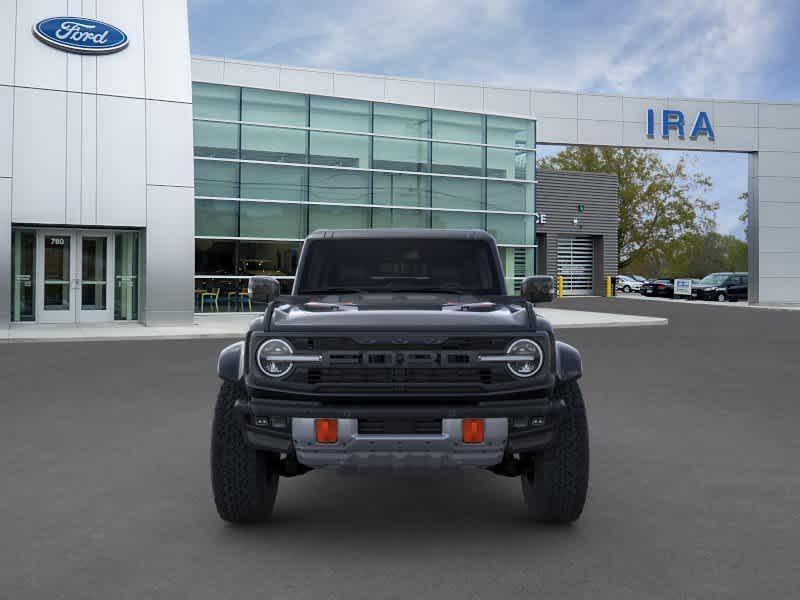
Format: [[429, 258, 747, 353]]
[[114, 232, 139, 321], [487, 116, 534, 148], [193, 121, 239, 158], [432, 110, 483, 143], [373, 137, 428, 172], [486, 180, 534, 212], [486, 149, 533, 180], [242, 88, 307, 126], [309, 132, 369, 168], [310, 96, 369, 131], [192, 83, 240, 121], [44, 235, 70, 311], [11, 230, 35, 322], [431, 142, 482, 176], [372, 208, 429, 229], [309, 205, 370, 230], [196, 199, 238, 237], [431, 177, 483, 210], [241, 163, 306, 201], [81, 237, 108, 311], [487, 214, 533, 245], [195, 160, 239, 198], [195, 240, 237, 275], [239, 202, 306, 238], [374, 103, 429, 137], [431, 210, 483, 230], [373, 173, 429, 207], [241, 125, 306, 163], [239, 241, 301, 277], [309, 168, 370, 204]]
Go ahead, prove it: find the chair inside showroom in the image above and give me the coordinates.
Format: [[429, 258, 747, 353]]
[[200, 288, 220, 312], [238, 288, 253, 311]]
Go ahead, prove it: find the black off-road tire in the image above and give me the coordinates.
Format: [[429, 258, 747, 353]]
[[521, 381, 589, 524], [211, 381, 280, 524]]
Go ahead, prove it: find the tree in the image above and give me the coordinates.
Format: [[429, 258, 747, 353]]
[[538, 147, 718, 271]]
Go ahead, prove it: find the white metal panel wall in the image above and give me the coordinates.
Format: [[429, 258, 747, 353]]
[[557, 237, 595, 296]]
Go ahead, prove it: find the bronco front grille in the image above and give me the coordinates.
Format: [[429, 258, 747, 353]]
[[358, 418, 443, 435], [305, 367, 503, 385]]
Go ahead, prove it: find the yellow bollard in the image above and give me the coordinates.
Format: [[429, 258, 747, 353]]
[[557, 276, 564, 298], [606, 276, 612, 297]]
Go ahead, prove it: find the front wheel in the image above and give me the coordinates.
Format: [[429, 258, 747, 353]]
[[717, 292, 727, 302], [211, 381, 280, 524], [623, 285, 631, 293], [521, 381, 589, 524]]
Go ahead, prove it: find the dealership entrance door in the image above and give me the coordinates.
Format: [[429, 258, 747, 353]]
[[557, 236, 594, 296], [36, 230, 114, 323], [9, 228, 140, 324]]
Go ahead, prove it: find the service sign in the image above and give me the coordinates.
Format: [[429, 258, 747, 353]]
[[674, 279, 693, 296], [33, 17, 128, 55]]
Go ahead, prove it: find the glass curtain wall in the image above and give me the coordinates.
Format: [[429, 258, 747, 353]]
[[193, 83, 536, 308]]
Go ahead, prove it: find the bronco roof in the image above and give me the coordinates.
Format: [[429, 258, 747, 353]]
[[306, 228, 496, 241]]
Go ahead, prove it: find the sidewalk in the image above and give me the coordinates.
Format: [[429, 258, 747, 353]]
[[3, 307, 667, 343]]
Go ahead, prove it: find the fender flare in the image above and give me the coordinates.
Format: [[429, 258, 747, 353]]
[[217, 340, 245, 383], [555, 340, 582, 383]]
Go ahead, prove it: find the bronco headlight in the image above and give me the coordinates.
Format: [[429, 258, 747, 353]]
[[257, 339, 295, 378], [504, 338, 544, 378]]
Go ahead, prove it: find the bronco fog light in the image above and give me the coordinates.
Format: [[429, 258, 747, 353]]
[[462, 419, 485, 443], [505, 338, 544, 378], [257, 338, 295, 377], [315, 419, 338, 443]]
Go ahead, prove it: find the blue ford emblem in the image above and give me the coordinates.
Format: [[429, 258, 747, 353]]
[[33, 17, 128, 54]]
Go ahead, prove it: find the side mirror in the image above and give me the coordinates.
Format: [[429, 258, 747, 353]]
[[520, 276, 555, 303], [248, 276, 281, 304]]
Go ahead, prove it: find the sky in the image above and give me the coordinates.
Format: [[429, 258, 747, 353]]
[[188, 0, 800, 240]]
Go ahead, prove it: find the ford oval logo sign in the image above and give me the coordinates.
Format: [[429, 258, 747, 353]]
[[33, 17, 128, 55]]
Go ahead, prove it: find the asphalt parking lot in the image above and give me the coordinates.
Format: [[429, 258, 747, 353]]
[[2, 298, 799, 599]]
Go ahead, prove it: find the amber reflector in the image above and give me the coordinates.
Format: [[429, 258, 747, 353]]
[[462, 419, 485, 443], [315, 418, 338, 443]]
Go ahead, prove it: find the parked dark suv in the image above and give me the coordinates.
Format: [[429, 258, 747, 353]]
[[212, 229, 589, 525], [691, 272, 748, 302]]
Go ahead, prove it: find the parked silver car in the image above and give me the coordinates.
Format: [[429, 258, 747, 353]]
[[616, 274, 643, 293]]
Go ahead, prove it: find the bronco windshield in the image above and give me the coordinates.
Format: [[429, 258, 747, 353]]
[[294, 238, 505, 295]]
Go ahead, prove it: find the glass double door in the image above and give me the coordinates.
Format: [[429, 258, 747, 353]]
[[36, 231, 114, 323]]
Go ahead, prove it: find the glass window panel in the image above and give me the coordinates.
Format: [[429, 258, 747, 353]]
[[487, 214, 533, 245], [498, 247, 533, 294], [11, 230, 35, 322], [193, 121, 239, 158], [194, 160, 239, 198], [195, 240, 236, 275], [373, 173, 429, 207], [242, 88, 307, 126], [309, 205, 370, 231], [196, 199, 238, 237], [374, 103, 429, 137], [238, 241, 302, 277], [44, 235, 71, 311], [192, 83, 240, 121], [431, 177, 483, 210], [239, 202, 306, 239], [372, 208, 429, 229], [431, 210, 483, 230], [486, 181, 534, 212], [309, 131, 369, 168], [241, 163, 306, 201], [486, 149, 533, 180], [431, 142, 482, 176], [432, 110, 483, 143], [373, 137, 428, 172], [114, 232, 139, 321], [241, 125, 306, 163], [309, 168, 370, 204], [310, 96, 369, 132], [486, 116, 534, 148]]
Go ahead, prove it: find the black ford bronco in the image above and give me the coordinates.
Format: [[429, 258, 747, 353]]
[[212, 229, 589, 524]]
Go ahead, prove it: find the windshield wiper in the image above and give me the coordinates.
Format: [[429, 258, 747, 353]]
[[298, 288, 367, 295]]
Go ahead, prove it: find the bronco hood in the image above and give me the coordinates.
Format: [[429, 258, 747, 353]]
[[267, 294, 533, 332]]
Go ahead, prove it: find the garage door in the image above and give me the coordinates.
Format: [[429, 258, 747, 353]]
[[557, 236, 594, 296]]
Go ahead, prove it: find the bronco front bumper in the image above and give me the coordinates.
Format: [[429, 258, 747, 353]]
[[234, 394, 563, 468]]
